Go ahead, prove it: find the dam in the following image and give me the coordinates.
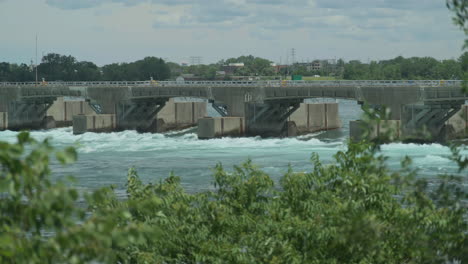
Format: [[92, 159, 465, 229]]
[[1, 80, 466, 141]]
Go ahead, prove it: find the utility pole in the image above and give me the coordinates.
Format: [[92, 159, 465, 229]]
[[35, 35, 38, 87]]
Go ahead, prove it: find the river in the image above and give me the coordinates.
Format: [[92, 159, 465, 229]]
[[0, 99, 466, 197]]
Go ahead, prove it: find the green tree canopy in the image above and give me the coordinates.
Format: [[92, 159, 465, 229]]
[[1, 132, 467, 263], [39, 53, 79, 81], [342, 56, 465, 80], [447, 0, 468, 47], [101, 57, 170, 81], [225, 55, 274, 76]]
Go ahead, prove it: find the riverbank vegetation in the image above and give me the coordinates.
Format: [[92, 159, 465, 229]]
[[1, 52, 467, 82], [1, 132, 467, 263]]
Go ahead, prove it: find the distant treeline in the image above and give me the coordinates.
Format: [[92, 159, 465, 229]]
[[342, 55, 468, 80], [0, 54, 170, 82], [0, 53, 467, 82]]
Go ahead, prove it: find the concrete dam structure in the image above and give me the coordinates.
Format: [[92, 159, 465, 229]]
[[72, 98, 207, 134], [47, 97, 96, 127], [23, 96, 206, 134], [0, 80, 466, 141], [198, 102, 341, 139]]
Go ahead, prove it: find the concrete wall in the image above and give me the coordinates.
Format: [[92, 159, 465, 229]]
[[211, 87, 257, 116], [446, 105, 468, 139], [156, 99, 207, 132], [289, 103, 341, 135], [350, 120, 401, 142], [0, 87, 18, 112], [86, 87, 130, 114], [157, 99, 176, 124], [47, 97, 96, 127], [0, 112, 7, 130], [76, 99, 207, 134], [73, 114, 117, 134], [244, 102, 341, 138], [198, 117, 245, 139], [7, 102, 52, 131], [350, 107, 467, 142]]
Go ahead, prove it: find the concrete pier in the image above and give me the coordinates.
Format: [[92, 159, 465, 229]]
[[7, 101, 53, 131], [446, 105, 468, 139], [289, 103, 341, 135], [401, 102, 462, 142], [199, 103, 341, 139], [73, 114, 116, 134], [157, 99, 207, 132], [0, 112, 7, 130], [350, 105, 468, 142], [198, 117, 245, 139], [244, 102, 341, 138], [73, 99, 207, 134], [47, 97, 96, 127]]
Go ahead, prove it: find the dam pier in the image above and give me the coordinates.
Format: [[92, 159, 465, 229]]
[[0, 80, 467, 142]]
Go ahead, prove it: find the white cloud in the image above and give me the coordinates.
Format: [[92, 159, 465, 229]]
[[0, 0, 464, 65]]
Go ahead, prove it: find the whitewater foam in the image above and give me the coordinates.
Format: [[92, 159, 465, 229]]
[[1, 119, 465, 195], [0, 128, 335, 154]]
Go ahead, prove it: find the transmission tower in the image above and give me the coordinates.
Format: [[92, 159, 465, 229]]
[[290, 48, 296, 65], [189, 56, 203, 65]]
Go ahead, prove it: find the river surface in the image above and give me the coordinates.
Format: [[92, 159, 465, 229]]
[[0, 99, 466, 197]]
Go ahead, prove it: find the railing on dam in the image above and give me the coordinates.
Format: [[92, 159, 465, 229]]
[[0, 80, 463, 88]]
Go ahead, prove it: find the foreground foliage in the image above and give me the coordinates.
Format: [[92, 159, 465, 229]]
[[121, 145, 468, 263], [447, 0, 468, 48], [0, 133, 155, 263], [0, 132, 467, 263]]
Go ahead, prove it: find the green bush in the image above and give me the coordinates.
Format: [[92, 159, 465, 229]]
[[0, 132, 467, 263], [121, 141, 467, 263], [0, 133, 155, 263]]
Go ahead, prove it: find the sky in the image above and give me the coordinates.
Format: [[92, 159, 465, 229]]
[[0, 0, 465, 66]]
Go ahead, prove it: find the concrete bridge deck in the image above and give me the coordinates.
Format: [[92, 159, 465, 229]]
[[1, 80, 466, 106], [0, 79, 462, 87], [1, 80, 466, 140]]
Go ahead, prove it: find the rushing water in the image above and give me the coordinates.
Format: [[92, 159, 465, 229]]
[[0, 100, 466, 197]]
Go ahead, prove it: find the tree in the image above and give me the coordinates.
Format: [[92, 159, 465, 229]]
[[101, 63, 124, 81], [447, 0, 468, 91], [382, 64, 401, 79], [166, 62, 183, 78], [101, 57, 170, 81], [225, 55, 274, 76], [437, 59, 462, 79], [9, 63, 34, 82], [343, 60, 369, 79], [291, 65, 310, 76], [136, 57, 170, 81], [447, 0, 468, 48], [460, 51, 468, 72], [0, 62, 12, 82], [341, 56, 465, 80], [0, 132, 155, 263], [116, 140, 468, 263], [39, 53, 78, 81], [74, 61, 101, 81]]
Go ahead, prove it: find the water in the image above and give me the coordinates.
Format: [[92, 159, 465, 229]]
[[0, 100, 466, 197]]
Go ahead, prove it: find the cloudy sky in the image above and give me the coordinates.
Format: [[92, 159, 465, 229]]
[[0, 0, 465, 65]]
